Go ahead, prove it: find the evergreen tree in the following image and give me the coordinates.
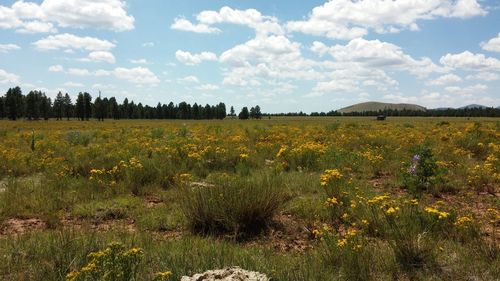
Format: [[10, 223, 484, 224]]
[[40, 94, 51, 120], [109, 97, 119, 119], [238, 107, 249, 120], [230, 106, 235, 118], [53, 92, 64, 120], [217, 102, 227, 119], [5, 86, 23, 120], [63, 93, 73, 120], [75, 93, 85, 120], [83, 92, 92, 120], [0, 96, 5, 119], [25, 90, 41, 120]]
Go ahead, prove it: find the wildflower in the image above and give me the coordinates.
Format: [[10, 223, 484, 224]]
[[361, 219, 369, 225], [66, 271, 80, 281], [312, 229, 322, 238], [424, 207, 450, 219], [155, 271, 173, 280], [239, 153, 249, 160], [276, 146, 287, 158], [320, 169, 343, 186], [325, 197, 338, 206], [454, 216, 473, 227], [408, 199, 419, 205], [337, 238, 348, 247], [385, 206, 400, 215]]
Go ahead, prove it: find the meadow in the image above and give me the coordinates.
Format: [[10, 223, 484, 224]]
[[0, 117, 498, 281]]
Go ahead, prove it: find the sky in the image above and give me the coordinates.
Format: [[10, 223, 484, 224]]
[[0, 0, 499, 113]]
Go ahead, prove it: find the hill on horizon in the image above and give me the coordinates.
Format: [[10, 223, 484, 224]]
[[338, 102, 427, 113]]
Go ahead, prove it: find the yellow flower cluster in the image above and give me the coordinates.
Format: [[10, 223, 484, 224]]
[[320, 169, 343, 186], [424, 207, 450, 220]]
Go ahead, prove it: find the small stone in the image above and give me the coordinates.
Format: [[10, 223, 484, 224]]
[[181, 267, 269, 281]]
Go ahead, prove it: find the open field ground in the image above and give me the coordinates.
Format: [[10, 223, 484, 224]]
[[0, 117, 499, 281]]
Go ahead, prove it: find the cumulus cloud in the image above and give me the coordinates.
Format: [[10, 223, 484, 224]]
[[287, 0, 486, 40], [196, 84, 220, 91], [0, 43, 20, 53], [33, 33, 115, 51], [445, 84, 488, 96], [316, 38, 446, 76], [16, 21, 56, 33], [0, 0, 134, 32], [171, 18, 221, 34], [481, 33, 500, 53], [0, 69, 20, 84], [172, 7, 283, 36], [48, 64, 63, 72], [113, 67, 159, 85], [130, 59, 149, 64], [427, 74, 462, 86], [67, 68, 91, 76], [440, 51, 500, 71], [175, 50, 217, 65], [178, 76, 200, 84], [82, 51, 116, 64], [466, 72, 500, 81], [63, 81, 84, 87]]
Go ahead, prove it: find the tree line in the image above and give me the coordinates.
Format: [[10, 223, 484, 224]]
[[0, 86, 235, 121]]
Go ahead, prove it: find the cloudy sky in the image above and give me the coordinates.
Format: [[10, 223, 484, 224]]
[[1, 0, 499, 112]]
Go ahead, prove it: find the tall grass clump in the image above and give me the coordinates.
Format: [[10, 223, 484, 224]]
[[179, 172, 287, 238]]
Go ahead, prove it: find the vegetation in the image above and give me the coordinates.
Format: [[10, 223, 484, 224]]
[[0, 117, 498, 281]]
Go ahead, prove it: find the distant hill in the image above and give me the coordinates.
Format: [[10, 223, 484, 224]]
[[459, 104, 488, 109], [338, 102, 426, 113]]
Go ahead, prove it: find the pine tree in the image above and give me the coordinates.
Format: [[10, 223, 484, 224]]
[[238, 107, 249, 120], [63, 93, 73, 120], [54, 92, 64, 120], [5, 86, 23, 120]]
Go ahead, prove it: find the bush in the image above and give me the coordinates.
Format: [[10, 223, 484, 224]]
[[67, 242, 144, 281], [403, 145, 446, 197], [179, 172, 287, 238]]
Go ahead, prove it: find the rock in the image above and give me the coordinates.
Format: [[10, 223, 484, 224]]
[[181, 267, 269, 281]]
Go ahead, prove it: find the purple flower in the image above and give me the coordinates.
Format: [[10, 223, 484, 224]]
[[412, 154, 421, 162], [408, 164, 417, 174]]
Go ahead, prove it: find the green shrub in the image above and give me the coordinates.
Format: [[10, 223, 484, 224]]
[[179, 172, 287, 238], [67, 242, 143, 281]]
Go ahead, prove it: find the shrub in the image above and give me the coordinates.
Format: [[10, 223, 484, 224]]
[[403, 145, 446, 197], [179, 172, 287, 238], [67, 242, 144, 281]]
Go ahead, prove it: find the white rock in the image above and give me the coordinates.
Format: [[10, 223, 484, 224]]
[[181, 267, 269, 281]]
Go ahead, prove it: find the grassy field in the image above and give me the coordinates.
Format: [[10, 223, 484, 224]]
[[0, 117, 498, 281]]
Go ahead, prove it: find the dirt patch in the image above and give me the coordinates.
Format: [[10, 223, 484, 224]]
[[60, 216, 137, 233], [145, 196, 163, 208], [244, 214, 313, 253], [0, 218, 46, 235], [181, 267, 269, 281]]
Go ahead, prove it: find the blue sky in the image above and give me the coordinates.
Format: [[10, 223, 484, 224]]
[[0, 0, 499, 112]]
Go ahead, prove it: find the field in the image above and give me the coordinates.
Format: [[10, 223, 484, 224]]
[[0, 117, 498, 281]]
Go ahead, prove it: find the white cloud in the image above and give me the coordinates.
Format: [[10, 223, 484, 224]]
[[113, 67, 160, 85], [318, 38, 446, 76], [63, 81, 84, 87], [0, 43, 20, 53], [466, 72, 500, 81], [196, 6, 284, 36], [440, 51, 500, 71], [175, 50, 217, 65], [427, 74, 462, 85], [445, 84, 488, 96], [0, 69, 20, 84], [287, 0, 486, 40], [33, 33, 115, 51], [16, 21, 56, 33], [48, 64, 63, 72], [130, 59, 149, 64], [67, 68, 91, 76], [142, 42, 154, 47], [178, 76, 200, 84], [83, 51, 116, 64], [171, 18, 220, 34], [481, 33, 500, 53], [196, 84, 220, 91]]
